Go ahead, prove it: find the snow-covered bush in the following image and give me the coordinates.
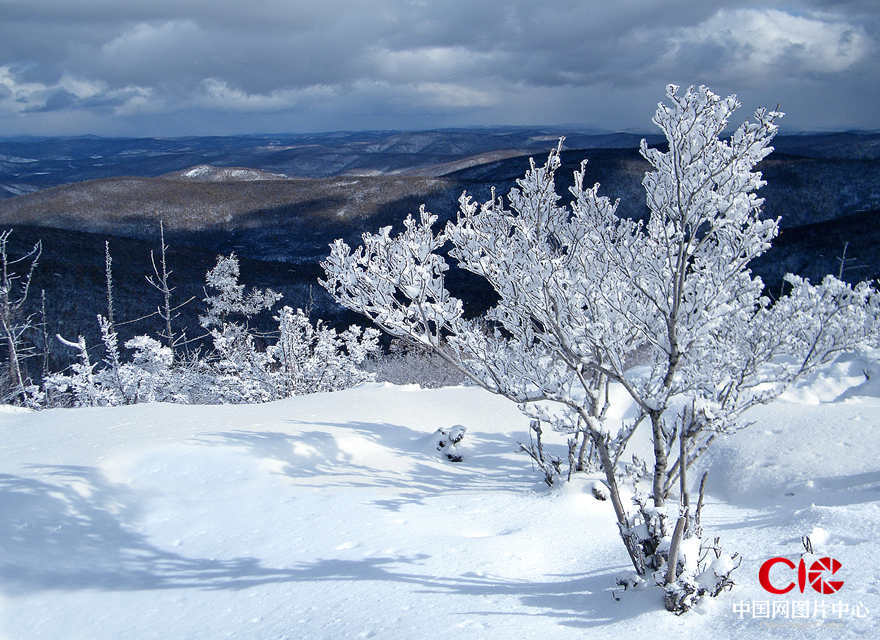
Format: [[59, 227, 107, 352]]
[[198, 255, 378, 403], [321, 84, 880, 611], [518, 419, 582, 487], [39, 254, 378, 407], [662, 534, 741, 614], [432, 425, 466, 462], [368, 338, 469, 388], [206, 326, 275, 403], [121, 335, 178, 403], [45, 325, 179, 406], [267, 305, 380, 396], [201, 307, 380, 403], [43, 335, 104, 407]]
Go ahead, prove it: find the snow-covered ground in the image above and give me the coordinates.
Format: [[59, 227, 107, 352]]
[[2, 367, 879, 639]]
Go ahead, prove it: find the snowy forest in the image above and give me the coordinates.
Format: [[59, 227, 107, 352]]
[[3, 84, 880, 637]]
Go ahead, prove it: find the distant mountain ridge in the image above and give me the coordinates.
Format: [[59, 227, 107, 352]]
[[1, 128, 664, 198], [165, 165, 289, 181], [0, 129, 877, 361], [3, 128, 878, 199]]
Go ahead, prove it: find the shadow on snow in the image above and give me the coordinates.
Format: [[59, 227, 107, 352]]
[[194, 419, 544, 511], [0, 462, 652, 628], [0, 415, 655, 625]]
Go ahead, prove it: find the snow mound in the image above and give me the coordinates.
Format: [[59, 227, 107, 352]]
[[705, 358, 880, 503], [779, 352, 879, 404]]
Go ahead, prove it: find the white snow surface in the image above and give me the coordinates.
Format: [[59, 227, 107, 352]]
[[2, 376, 879, 639]]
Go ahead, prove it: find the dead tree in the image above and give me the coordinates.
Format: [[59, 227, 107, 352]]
[[145, 220, 193, 352], [0, 230, 41, 402]]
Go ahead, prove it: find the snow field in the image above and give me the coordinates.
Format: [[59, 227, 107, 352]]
[[2, 376, 879, 639]]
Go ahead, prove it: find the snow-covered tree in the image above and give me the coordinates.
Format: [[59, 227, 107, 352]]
[[0, 230, 41, 404], [193, 254, 377, 402], [321, 84, 880, 610], [322, 147, 647, 574], [145, 220, 193, 352], [198, 253, 282, 402], [97, 313, 130, 404], [200, 252, 282, 331]]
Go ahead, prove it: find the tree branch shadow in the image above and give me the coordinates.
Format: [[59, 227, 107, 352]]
[[194, 419, 542, 511], [0, 464, 655, 627]]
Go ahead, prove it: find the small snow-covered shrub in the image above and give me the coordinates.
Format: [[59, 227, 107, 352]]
[[43, 335, 104, 407], [369, 339, 469, 388], [517, 419, 573, 487], [662, 535, 740, 614], [197, 255, 379, 403], [267, 306, 380, 396], [200, 307, 380, 403], [121, 335, 178, 403], [45, 330, 182, 406], [39, 254, 379, 407], [621, 484, 740, 614], [432, 425, 466, 462]]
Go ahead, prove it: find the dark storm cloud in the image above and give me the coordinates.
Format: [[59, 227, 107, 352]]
[[0, 0, 876, 135]]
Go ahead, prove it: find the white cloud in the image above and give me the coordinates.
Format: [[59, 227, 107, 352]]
[[412, 82, 496, 108], [667, 8, 871, 77], [111, 85, 161, 115], [58, 74, 106, 100], [100, 20, 203, 61], [0, 66, 157, 115], [195, 78, 336, 111], [368, 46, 502, 81], [0, 65, 50, 112]]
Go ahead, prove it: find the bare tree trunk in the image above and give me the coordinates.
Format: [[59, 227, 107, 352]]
[[679, 416, 689, 513], [3, 318, 25, 398], [837, 241, 849, 280], [576, 431, 591, 471], [105, 241, 115, 329], [666, 423, 693, 589], [665, 514, 687, 586], [147, 220, 181, 352], [694, 471, 708, 535], [40, 289, 50, 380], [0, 231, 41, 403], [159, 222, 174, 349], [650, 410, 668, 507], [595, 435, 645, 575]]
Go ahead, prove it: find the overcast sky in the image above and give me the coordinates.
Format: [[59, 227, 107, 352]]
[[0, 0, 877, 136]]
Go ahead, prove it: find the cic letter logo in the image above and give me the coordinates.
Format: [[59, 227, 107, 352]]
[[759, 556, 844, 595]]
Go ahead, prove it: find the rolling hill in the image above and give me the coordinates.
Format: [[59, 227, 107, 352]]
[[0, 131, 877, 372]]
